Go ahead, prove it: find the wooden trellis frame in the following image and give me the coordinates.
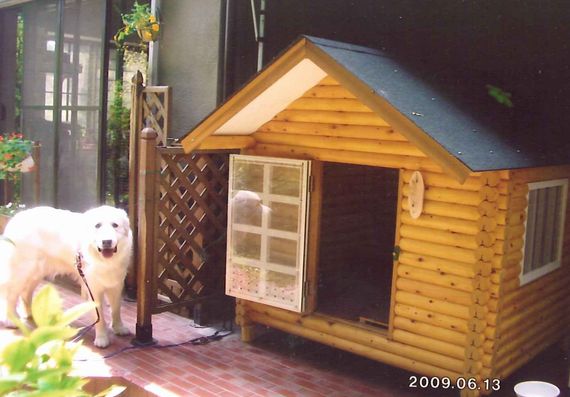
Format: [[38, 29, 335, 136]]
[[129, 73, 231, 344], [134, 132, 231, 344], [127, 72, 171, 295], [154, 147, 229, 312]]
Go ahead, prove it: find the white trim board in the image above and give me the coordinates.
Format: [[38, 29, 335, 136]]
[[215, 58, 327, 135]]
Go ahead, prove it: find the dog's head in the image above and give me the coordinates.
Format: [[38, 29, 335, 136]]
[[83, 206, 132, 259]]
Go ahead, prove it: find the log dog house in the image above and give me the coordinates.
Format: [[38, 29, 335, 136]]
[[180, 36, 570, 395]]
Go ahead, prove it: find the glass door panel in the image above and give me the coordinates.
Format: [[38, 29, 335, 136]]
[[57, 0, 104, 211], [20, 0, 105, 210], [21, 0, 59, 204], [226, 155, 311, 312]]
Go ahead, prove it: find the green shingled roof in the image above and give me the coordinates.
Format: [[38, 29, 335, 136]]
[[306, 36, 569, 171]]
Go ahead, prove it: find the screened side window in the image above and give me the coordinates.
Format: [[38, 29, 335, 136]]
[[521, 179, 568, 285], [226, 155, 311, 312]]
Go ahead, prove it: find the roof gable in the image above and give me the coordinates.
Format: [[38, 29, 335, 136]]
[[216, 59, 326, 134]]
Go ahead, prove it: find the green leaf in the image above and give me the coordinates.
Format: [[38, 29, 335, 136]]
[[93, 385, 127, 397], [1, 339, 35, 371], [23, 367, 69, 384], [59, 377, 88, 391], [45, 342, 75, 369], [0, 373, 27, 394], [31, 285, 63, 327], [7, 312, 31, 336], [486, 84, 514, 108], [59, 302, 96, 327], [36, 372, 64, 391], [30, 327, 78, 349], [26, 368, 70, 384]]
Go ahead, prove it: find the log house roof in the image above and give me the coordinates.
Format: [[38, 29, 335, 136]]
[[181, 36, 570, 182]]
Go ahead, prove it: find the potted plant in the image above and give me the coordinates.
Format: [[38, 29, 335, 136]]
[[0, 133, 33, 177], [0, 284, 126, 396], [114, 2, 160, 48], [0, 133, 34, 232]]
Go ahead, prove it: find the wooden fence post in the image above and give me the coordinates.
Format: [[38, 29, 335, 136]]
[[133, 126, 158, 346], [126, 71, 144, 298]]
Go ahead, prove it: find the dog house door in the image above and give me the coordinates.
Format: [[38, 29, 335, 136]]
[[226, 155, 311, 312]]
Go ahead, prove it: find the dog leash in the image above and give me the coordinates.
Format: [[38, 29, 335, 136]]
[[71, 252, 101, 342]]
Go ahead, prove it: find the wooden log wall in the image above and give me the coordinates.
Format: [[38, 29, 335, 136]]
[[251, 76, 440, 173], [237, 75, 570, 396], [485, 166, 570, 382], [398, 170, 503, 397]]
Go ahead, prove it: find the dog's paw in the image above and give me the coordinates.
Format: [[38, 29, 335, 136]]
[[112, 324, 130, 336], [93, 334, 110, 349]]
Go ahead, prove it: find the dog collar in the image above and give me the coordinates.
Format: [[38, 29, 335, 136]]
[[75, 252, 85, 277]]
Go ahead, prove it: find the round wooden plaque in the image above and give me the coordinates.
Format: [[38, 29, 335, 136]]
[[408, 171, 424, 219]]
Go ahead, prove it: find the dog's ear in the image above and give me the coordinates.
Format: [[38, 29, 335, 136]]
[[119, 209, 131, 230]]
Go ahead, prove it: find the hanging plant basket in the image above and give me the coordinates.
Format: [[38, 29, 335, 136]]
[[136, 23, 159, 43], [114, 2, 160, 47]]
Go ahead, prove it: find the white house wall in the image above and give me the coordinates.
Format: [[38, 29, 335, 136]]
[[157, 0, 222, 138]]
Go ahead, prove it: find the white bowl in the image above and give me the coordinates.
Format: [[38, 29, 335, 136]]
[[514, 381, 560, 397]]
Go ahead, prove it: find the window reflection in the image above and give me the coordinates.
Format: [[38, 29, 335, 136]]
[[21, 0, 105, 210]]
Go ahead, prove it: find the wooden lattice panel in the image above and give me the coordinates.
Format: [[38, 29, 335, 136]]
[[142, 87, 171, 146], [154, 150, 230, 310]]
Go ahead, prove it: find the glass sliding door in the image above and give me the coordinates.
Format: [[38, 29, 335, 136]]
[[20, 0, 59, 205], [21, 0, 106, 211], [0, 8, 19, 134], [56, 0, 105, 210]]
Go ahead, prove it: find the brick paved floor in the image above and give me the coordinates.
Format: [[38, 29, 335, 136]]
[[1, 283, 568, 397]]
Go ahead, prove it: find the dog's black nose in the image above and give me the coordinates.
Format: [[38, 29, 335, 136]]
[[102, 239, 113, 248]]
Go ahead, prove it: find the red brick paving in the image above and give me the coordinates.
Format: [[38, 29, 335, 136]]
[[2, 284, 568, 397]]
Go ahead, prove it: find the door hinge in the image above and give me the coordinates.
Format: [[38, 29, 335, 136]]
[[303, 280, 310, 298], [309, 175, 315, 192], [392, 245, 401, 261]]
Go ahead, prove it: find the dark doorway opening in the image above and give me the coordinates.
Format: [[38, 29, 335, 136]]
[[317, 163, 399, 326]]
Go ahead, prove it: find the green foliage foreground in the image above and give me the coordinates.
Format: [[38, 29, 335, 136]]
[[0, 285, 125, 397]]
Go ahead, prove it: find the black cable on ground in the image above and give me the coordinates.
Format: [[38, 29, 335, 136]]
[[74, 327, 233, 362]]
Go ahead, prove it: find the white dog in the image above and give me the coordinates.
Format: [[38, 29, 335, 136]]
[[0, 205, 133, 348]]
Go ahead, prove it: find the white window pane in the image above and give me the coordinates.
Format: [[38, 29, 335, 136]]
[[269, 202, 299, 232], [229, 264, 260, 295], [265, 271, 297, 304], [523, 189, 537, 273], [542, 187, 558, 264], [270, 165, 301, 196], [532, 188, 547, 269], [268, 237, 298, 267], [521, 179, 567, 285], [232, 161, 264, 192], [232, 231, 261, 260], [232, 191, 262, 226], [552, 186, 563, 259]]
